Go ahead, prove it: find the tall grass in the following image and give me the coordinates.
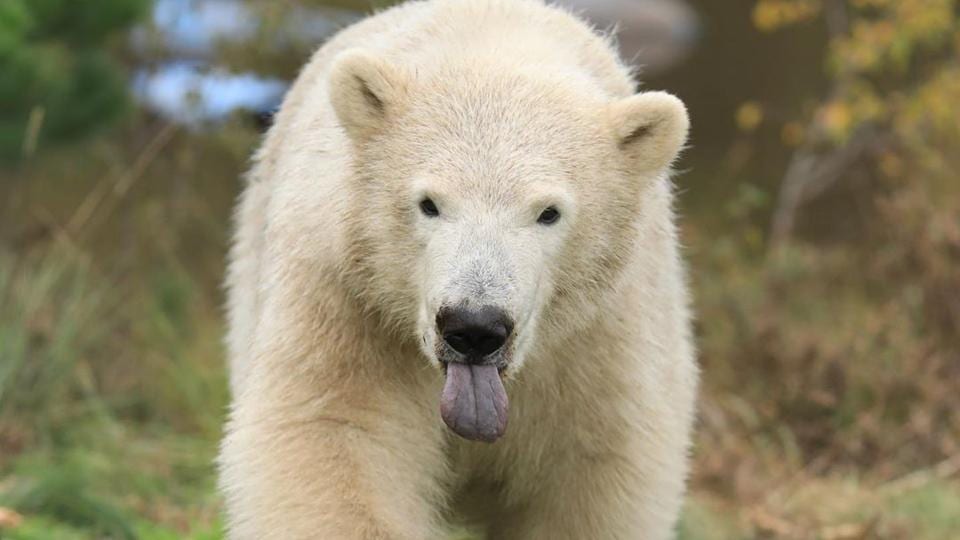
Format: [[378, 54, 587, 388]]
[[0, 240, 227, 537], [0, 246, 113, 451]]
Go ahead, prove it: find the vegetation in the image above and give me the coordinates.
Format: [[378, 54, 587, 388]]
[[0, 0, 957, 538], [0, 122, 240, 537], [0, 0, 148, 160]]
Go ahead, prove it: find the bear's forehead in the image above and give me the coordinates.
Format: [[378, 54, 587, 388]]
[[404, 67, 602, 140], [391, 73, 603, 185], [398, 118, 587, 194], [415, 147, 571, 194]]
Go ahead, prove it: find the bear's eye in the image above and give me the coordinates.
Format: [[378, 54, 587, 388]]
[[419, 197, 440, 217], [537, 206, 560, 225]]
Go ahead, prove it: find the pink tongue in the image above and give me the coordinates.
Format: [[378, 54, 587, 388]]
[[440, 363, 508, 442]]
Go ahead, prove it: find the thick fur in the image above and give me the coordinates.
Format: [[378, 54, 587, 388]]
[[219, 0, 698, 538]]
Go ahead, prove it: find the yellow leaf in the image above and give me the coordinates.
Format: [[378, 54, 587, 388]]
[[736, 101, 765, 132], [819, 102, 853, 141]]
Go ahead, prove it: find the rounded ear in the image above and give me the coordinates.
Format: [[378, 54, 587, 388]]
[[329, 50, 409, 140], [606, 91, 690, 176]]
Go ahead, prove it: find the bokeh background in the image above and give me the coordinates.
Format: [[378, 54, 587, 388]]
[[1, 0, 958, 538]]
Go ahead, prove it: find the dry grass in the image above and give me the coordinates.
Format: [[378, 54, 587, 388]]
[[685, 176, 960, 537]]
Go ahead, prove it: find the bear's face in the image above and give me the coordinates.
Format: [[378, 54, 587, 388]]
[[330, 52, 688, 441]]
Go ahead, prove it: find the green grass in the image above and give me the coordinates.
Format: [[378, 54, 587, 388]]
[[0, 244, 226, 538], [887, 481, 960, 539]]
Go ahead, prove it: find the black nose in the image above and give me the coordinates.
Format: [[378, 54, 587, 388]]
[[437, 305, 513, 360]]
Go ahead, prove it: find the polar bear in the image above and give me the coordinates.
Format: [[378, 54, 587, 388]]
[[218, 0, 698, 538]]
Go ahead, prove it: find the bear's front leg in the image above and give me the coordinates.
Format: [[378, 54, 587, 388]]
[[219, 362, 450, 540], [491, 440, 690, 540]]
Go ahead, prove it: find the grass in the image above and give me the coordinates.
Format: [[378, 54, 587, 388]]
[[677, 476, 960, 540], [0, 241, 226, 538]]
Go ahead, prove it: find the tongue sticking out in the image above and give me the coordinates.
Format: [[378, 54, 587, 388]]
[[440, 363, 508, 442]]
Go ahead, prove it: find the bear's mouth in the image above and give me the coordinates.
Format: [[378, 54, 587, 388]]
[[439, 361, 508, 443]]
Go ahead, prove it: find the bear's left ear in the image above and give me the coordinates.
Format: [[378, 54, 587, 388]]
[[329, 50, 409, 141], [606, 91, 690, 177]]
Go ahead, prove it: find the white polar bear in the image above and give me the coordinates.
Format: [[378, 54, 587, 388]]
[[219, 0, 698, 538]]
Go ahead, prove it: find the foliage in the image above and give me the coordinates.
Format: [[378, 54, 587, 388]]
[[751, 0, 960, 170], [693, 180, 960, 484], [0, 120, 243, 537], [0, 0, 148, 161], [0, 237, 227, 537], [685, 1, 960, 534]]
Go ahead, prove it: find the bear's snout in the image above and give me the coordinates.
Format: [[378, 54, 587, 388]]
[[436, 305, 513, 363]]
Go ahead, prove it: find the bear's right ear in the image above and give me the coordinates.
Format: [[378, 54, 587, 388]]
[[329, 51, 409, 140]]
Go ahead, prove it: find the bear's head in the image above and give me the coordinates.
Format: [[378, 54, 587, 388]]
[[329, 50, 688, 442]]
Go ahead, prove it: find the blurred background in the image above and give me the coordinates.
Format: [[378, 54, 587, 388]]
[[0, 0, 958, 538]]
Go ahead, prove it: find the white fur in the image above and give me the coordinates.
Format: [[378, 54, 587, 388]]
[[220, 0, 698, 538]]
